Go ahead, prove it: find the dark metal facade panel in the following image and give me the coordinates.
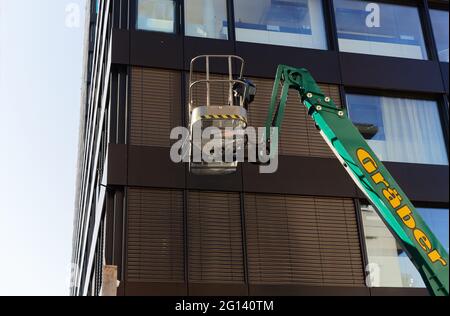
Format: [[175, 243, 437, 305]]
[[355, 163, 450, 204], [129, 31, 183, 70], [124, 282, 188, 296], [235, 42, 341, 84], [369, 287, 429, 296], [244, 194, 365, 287], [126, 188, 185, 283], [340, 53, 445, 93], [118, 30, 449, 94], [187, 168, 244, 192], [115, 144, 448, 203], [248, 284, 370, 296], [242, 156, 358, 198], [383, 162, 449, 203], [127, 145, 186, 189], [187, 191, 245, 284], [111, 28, 130, 65], [188, 283, 248, 296], [106, 144, 128, 186]]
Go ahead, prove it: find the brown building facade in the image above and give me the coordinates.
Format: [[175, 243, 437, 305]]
[[71, 0, 449, 296]]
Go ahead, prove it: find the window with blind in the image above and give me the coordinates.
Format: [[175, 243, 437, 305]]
[[126, 188, 365, 288], [346, 94, 448, 165], [245, 193, 365, 287], [136, 0, 176, 33], [126, 188, 185, 282], [187, 191, 245, 284], [130, 67, 182, 147]]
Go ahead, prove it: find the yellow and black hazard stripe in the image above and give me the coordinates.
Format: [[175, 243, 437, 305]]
[[201, 114, 247, 123]]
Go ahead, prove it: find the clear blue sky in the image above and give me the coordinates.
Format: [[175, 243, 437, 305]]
[[0, 0, 85, 296]]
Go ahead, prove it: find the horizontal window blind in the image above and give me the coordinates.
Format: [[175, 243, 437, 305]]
[[245, 193, 364, 287], [188, 191, 245, 283], [127, 188, 185, 282], [130, 67, 182, 147]]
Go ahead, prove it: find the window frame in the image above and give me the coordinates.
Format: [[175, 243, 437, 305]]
[[427, 7, 450, 63], [183, 0, 231, 40], [332, 0, 432, 61], [356, 198, 449, 289], [133, 0, 181, 34], [231, 0, 330, 51], [342, 87, 449, 166]]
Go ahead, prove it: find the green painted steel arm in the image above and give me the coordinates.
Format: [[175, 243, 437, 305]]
[[264, 65, 449, 296]]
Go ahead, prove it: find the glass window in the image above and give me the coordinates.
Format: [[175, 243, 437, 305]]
[[347, 94, 448, 165], [233, 0, 327, 50], [361, 204, 449, 288], [430, 9, 449, 62], [185, 0, 228, 39], [333, 0, 428, 60], [136, 0, 176, 33]]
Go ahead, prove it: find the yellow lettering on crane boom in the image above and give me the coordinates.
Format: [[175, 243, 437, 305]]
[[356, 148, 447, 267]]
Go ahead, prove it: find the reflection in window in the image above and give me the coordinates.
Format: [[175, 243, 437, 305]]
[[185, 0, 228, 39], [430, 9, 449, 62], [136, 0, 176, 33], [347, 94, 448, 165], [233, 0, 327, 50], [361, 204, 449, 288], [334, 0, 428, 60]]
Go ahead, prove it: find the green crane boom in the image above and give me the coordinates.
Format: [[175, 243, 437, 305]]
[[264, 65, 449, 296]]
